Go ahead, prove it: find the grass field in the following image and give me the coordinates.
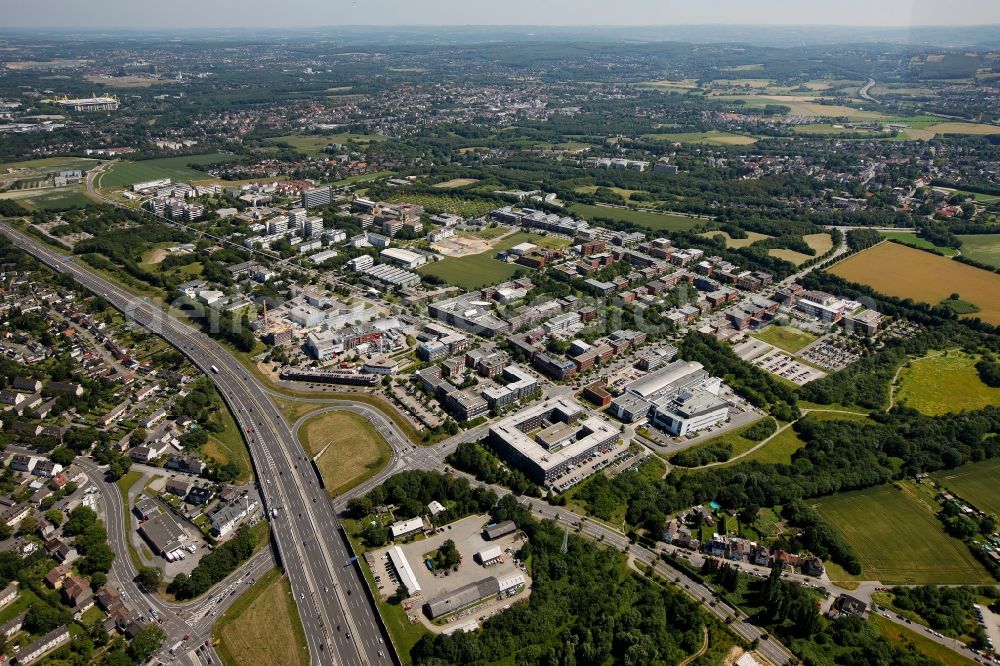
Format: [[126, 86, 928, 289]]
[[872, 615, 978, 666], [99, 153, 239, 188], [767, 248, 812, 265], [813, 482, 994, 584], [804, 232, 834, 255], [568, 203, 701, 232], [574, 185, 647, 201], [896, 350, 1000, 416], [433, 178, 479, 189], [420, 231, 569, 289], [300, 411, 392, 497], [959, 235, 1000, 268], [215, 568, 309, 666], [0, 156, 101, 174], [831, 241, 1000, 325], [699, 230, 771, 248], [738, 426, 805, 465], [934, 459, 1000, 518], [385, 192, 497, 218], [266, 133, 385, 154], [882, 232, 959, 256], [927, 122, 1000, 137], [792, 123, 889, 135], [676, 417, 774, 464], [640, 130, 757, 145], [751, 325, 818, 353], [204, 405, 253, 484], [0, 186, 95, 211]]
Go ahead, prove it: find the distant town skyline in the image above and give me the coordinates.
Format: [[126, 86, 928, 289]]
[[4, 0, 1000, 29]]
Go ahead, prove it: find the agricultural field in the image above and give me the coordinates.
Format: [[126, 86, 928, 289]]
[[568, 203, 702, 232], [215, 569, 309, 666], [926, 122, 1000, 137], [712, 95, 885, 120], [97, 153, 240, 188], [0, 186, 95, 211], [881, 232, 958, 256], [813, 483, 994, 585], [958, 235, 1000, 268], [830, 241, 1000, 325], [895, 350, 1000, 416], [751, 325, 818, 353], [299, 411, 392, 497], [933, 459, 1000, 519], [640, 130, 757, 146], [699, 230, 771, 248], [792, 123, 889, 135]]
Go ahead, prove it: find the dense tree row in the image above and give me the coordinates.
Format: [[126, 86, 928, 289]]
[[446, 442, 542, 497], [168, 525, 256, 599]]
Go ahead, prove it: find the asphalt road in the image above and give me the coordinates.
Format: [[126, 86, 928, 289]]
[[1, 223, 394, 666]]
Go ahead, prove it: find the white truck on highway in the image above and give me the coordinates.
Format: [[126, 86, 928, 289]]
[[210, 365, 220, 374]]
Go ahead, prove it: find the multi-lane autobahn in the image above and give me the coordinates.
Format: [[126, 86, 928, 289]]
[[0, 223, 394, 666]]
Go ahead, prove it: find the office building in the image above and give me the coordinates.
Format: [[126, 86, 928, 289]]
[[301, 186, 332, 209]]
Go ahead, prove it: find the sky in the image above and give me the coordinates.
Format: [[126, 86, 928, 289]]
[[3, 0, 1000, 29]]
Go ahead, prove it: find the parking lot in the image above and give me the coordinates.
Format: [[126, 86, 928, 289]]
[[799, 339, 860, 371], [369, 514, 531, 630]]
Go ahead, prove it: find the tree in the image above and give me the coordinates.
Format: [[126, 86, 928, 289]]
[[24, 602, 66, 634], [138, 566, 163, 591], [44, 509, 63, 527], [16, 516, 37, 537], [127, 624, 166, 663], [65, 506, 98, 536], [50, 447, 75, 466]]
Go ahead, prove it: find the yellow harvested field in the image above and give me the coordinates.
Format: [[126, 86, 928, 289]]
[[700, 230, 771, 248], [300, 411, 392, 496], [216, 571, 308, 666], [433, 178, 480, 189], [768, 248, 812, 266], [831, 242, 1000, 325], [926, 122, 1000, 136], [804, 233, 834, 255]]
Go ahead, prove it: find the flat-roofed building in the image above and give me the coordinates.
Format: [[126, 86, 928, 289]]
[[424, 577, 500, 620], [387, 546, 422, 596], [651, 387, 730, 437], [390, 517, 425, 540], [488, 397, 619, 486]]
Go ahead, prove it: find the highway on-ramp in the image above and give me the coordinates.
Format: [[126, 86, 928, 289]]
[[0, 222, 395, 666]]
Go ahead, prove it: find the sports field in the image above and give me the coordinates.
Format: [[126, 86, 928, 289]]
[[215, 569, 309, 666], [98, 153, 239, 188], [300, 411, 392, 497], [640, 130, 757, 146], [569, 203, 701, 232], [0, 156, 101, 175], [830, 241, 1000, 325], [751, 325, 818, 353], [813, 483, 994, 584], [699, 230, 771, 248], [933, 459, 1000, 518], [896, 351, 1000, 416], [959, 235, 1000, 268]]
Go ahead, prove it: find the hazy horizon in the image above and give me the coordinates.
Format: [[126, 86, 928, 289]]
[[4, 0, 1000, 29]]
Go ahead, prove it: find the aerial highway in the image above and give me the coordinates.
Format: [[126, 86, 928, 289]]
[[0, 222, 395, 666]]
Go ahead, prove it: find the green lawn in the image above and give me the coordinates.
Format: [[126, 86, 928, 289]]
[[673, 417, 774, 465], [959, 234, 1000, 268], [266, 133, 385, 154], [116, 470, 144, 571], [813, 482, 994, 584], [933, 459, 1000, 518], [750, 325, 818, 353], [737, 425, 805, 465], [882, 231, 958, 256], [896, 350, 1000, 415], [418, 254, 520, 290], [203, 403, 253, 483], [419, 231, 568, 290], [99, 153, 239, 188], [568, 203, 701, 232]]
